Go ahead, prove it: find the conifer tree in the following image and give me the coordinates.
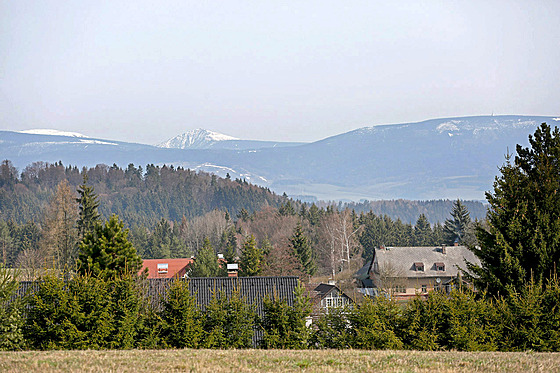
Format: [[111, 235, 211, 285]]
[[239, 235, 263, 277], [414, 214, 432, 246], [443, 200, 471, 245], [220, 226, 237, 263], [76, 175, 101, 240], [77, 214, 142, 280], [188, 238, 220, 277], [290, 222, 316, 276], [468, 123, 560, 296], [161, 279, 203, 348]]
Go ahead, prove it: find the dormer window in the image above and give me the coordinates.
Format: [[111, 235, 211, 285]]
[[435, 262, 445, 271], [157, 263, 168, 274], [414, 262, 424, 271]]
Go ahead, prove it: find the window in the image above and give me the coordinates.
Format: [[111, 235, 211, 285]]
[[414, 262, 424, 271], [421, 285, 427, 293], [435, 262, 445, 271], [394, 286, 406, 293], [157, 263, 168, 274]]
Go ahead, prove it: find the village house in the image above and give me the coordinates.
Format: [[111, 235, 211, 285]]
[[305, 281, 354, 322], [356, 245, 481, 300]]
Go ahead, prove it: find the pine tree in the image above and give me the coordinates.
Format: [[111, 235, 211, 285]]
[[239, 235, 263, 277], [443, 200, 471, 245], [76, 174, 101, 240], [77, 214, 142, 280], [468, 123, 560, 296], [188, 238, 220, 277], [290, 222, 316, 276]]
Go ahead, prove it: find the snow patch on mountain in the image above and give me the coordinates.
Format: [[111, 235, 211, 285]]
[[19, 129, 87, 138], [158, 129, 238, 149], [436, 121, 461, 133]]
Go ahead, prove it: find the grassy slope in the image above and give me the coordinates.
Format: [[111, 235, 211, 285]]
[[1, 349, 559, 373]]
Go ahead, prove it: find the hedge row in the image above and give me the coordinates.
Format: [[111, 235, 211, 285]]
[[1, 268, 559, 351]]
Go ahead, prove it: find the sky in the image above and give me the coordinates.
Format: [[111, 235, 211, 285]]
[[1, 1, 559, 145]]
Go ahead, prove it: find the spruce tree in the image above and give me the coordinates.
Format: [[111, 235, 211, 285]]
[[414, 214, 433, 246], [77, 214, 142, 280], [76, 175, 101, 240], [290, 222, 316, 276], [468, 123, 560, 296], [189, 238, 220, 277], [443, 200, 471, 245], [220, 226, 237, 264], [239, 235, 263, 277]]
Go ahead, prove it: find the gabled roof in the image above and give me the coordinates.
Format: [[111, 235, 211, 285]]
[[141, 258, 194, 279], [147, 276, 300, 316], [374, 246, 480, 278], [312, 283, 354, 302]]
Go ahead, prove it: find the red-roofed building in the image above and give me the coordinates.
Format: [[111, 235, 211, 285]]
[[140, 258, 194, 279]]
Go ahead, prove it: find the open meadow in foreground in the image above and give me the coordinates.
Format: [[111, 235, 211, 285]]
[[1, 349, 559, 373]]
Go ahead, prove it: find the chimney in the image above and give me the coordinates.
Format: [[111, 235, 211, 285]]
[[441, 245, 446, 254], [227, 263, 239, 278], [328, 279, 336, 286]]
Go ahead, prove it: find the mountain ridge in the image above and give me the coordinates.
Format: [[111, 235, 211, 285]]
[[2, 115, 558, 201]]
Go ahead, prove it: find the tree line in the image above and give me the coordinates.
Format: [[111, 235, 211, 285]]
[[0, 175, 475, 282]]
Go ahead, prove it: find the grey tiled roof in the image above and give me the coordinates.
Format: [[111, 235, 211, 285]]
[[148, 276, 299, 316], [17, 276, 300, 317], [374, 246, 480, 278]]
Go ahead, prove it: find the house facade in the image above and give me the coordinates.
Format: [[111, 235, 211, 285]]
[[357, 245, 480, 300]]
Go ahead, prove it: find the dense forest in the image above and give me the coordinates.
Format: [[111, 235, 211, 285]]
[[343, 199, 487, 224], [0, 160, 478, 282]]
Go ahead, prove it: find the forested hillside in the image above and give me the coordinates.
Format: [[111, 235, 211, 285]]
[[0, 159, 481, 282], [0, 160, 284, 227]]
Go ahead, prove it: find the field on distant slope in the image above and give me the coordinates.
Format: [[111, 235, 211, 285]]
[[1, 349, 559, 373]]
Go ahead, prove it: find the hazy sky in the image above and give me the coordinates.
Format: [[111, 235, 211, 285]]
[[1, 1, 559, 144]]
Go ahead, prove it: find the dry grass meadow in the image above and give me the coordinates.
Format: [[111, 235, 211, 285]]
[[1, 349, 559, 373]]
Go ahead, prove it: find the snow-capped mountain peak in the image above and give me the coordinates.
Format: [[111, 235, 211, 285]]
[[18, 129, 87, 138], [157, 129, 238, 149]]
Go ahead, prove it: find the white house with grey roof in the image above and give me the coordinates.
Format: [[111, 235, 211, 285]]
[[357, 245, 481, 299]]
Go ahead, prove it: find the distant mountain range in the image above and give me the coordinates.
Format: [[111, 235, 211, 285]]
[[158, 128, 303, 150], [1, 115, 558, 201]]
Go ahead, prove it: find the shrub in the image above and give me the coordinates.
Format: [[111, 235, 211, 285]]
[[160, 280, 203, 348], [401, 291, 447, 350], [348, 296, 403, 350], [0, 265, 24, 350], [203, 290, 255, 348], [311, 307, 351, 349], [260, 283, 312, 349]]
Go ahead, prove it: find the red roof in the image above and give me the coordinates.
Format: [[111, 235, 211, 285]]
[[140, 258, 194, 279]]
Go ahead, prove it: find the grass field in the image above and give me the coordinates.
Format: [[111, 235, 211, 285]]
[[1, 349, 559, 372]]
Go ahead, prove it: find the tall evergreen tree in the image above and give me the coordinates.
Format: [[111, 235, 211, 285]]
[[468, 123, 560, 296], [188, 238, 220, 277], [76, 175, 101, 240], [414, 214, 432, 246], [443, 200, 471, 245], [239, 235, 263, 277], [220, 226, 237, 263], [77, 214, 142, 280], [290, 222, 316, 276]]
